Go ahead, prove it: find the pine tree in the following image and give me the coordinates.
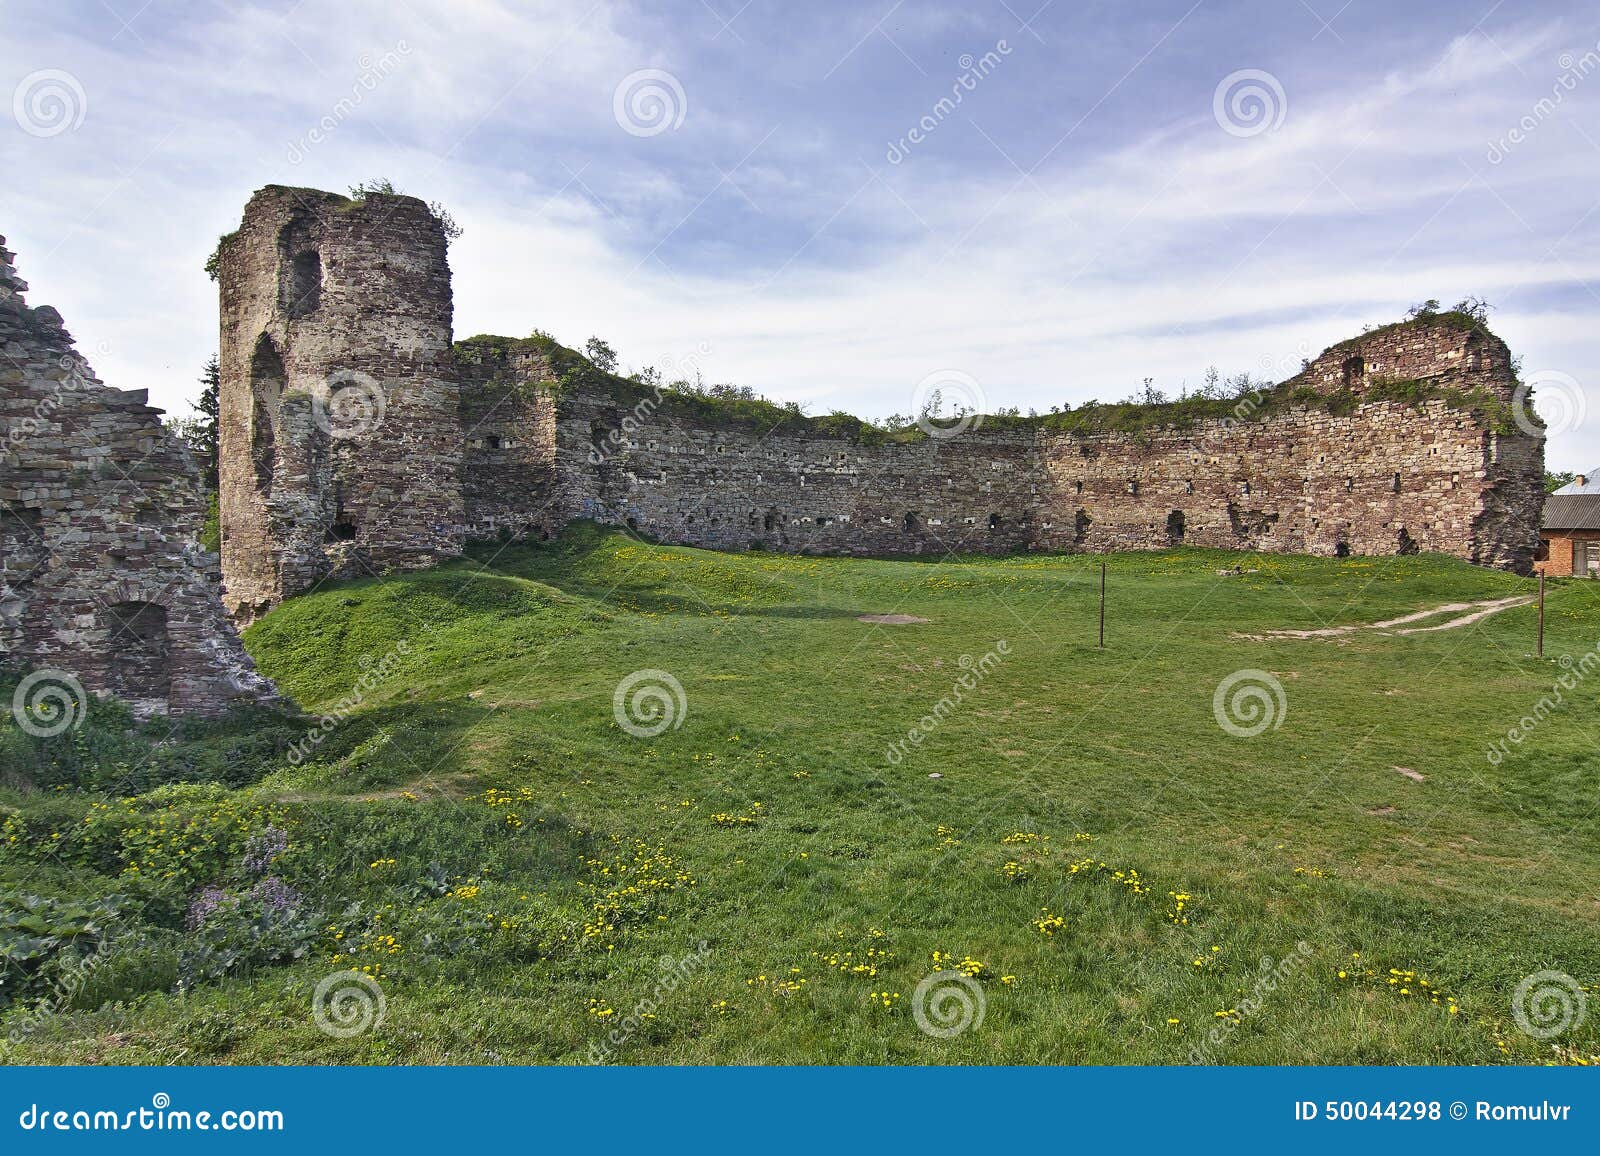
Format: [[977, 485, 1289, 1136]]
[[186, 355, 220, 492]]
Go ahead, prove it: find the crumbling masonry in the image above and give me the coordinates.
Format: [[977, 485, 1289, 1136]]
[[218, 184, 1544, 618], [0, 235, 276, 717]]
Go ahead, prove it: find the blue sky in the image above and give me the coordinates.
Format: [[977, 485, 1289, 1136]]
[[3, 0, 1597, 468]]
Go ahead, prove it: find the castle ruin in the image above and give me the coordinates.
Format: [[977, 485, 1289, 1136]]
[[0, 235, 276, 718], [214, 184, 1544, 617]]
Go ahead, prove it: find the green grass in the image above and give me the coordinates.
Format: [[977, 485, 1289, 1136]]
[[4, 524, 1599, 1065]]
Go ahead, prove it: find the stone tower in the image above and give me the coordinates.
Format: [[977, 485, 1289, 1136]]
[[216, 185, 463, 620]]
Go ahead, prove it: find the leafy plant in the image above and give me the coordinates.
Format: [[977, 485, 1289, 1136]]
[[0, 894, 121, 1008], [348, 177, 463, 244], [178, 889, 319, 987]]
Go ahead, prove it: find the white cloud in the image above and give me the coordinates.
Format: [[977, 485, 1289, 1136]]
[[3, 3, 1595, 468]]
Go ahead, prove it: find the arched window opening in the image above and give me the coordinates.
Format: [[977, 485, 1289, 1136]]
[[1341, 355, 1364, 388], [286, 250, 322, 318], [250, 337, 285, 495], [1166, 510, 1186, 546]]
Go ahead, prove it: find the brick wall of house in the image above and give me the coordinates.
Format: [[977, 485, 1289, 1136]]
[[1536, 533, 1600, 577]]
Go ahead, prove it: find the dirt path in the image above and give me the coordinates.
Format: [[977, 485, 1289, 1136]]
[[1237, 595, 1534, 641]]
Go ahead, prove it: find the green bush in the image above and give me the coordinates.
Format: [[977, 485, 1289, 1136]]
[[0, 893, 122, 1009], [0, 671, 299, 793]]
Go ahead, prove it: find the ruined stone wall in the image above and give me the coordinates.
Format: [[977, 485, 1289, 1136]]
[[0, 235, 275, 718], [534, 398, 1537, 567], [556, 386, 1042, 553], [216, 185, 1544, 603], [217, 186, 462, 620], [450, 321, 1540, 570], [1292, 318, 1517, 400], [456, 343, 561, 543], [1033, 402, 1536, 567]]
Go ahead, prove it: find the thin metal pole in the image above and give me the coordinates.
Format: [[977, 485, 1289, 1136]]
[[1094, 560, 1107, 646], [1537, 570, 1545, 658]]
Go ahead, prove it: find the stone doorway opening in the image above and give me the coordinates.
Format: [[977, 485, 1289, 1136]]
[[1341, 355, 1364, 388], [104, 601, 171, 711]]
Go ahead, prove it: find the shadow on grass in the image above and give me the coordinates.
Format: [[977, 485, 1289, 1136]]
[[259, 698, 505, 798]]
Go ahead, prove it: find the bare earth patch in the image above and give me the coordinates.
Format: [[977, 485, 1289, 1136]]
[[857, 614, 930, 625], [1235, 595, 1533, 641]]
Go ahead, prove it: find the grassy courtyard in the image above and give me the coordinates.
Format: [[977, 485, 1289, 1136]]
[[3, 525, 1598, 1064]]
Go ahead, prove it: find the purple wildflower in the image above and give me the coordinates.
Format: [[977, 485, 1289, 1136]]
[[250, 876, 301, 914], [241, 826, 289, 875], [185, 884, 230, 930]]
